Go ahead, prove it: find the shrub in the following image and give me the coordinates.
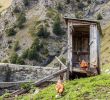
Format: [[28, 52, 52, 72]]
[[87, 0, 91, 4], [20, 83, 31, 90], [60, 57, 66, 65], [10, 52, 18, 64], [5, 27, 16, 36], [66, 0, 70, 4], [22, 49, 29, 59], [13, 7, 20, 13], [16, 13, 26, 29], [31, 37, 40, 50], [78, 2, 85, 10], [23, 0, 30, 6], [16, 57, 25, 65], [37, 25, 50, 38], [0, 5, 2, 8], [27, 48, 39, 60], [2, 59, 8, 63], [53, 16, 64, 35], [97, 13, 103, 20], [28, 38, 40, 60], [76, 0, 80, 2], [57, 3, 63, 11], [13, 41, 19, 51], [75, 11, 84, 19], [21, 37, 45, 61], [46, 8, 57, 18]]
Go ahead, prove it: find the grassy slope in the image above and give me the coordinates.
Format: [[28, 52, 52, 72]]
[[101, 23, 110, 64], [16, 74, 110, 100], [0, 0, 12, 12]]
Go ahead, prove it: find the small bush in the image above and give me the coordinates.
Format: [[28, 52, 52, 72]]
[[5, 27, 16, 36], [76, 0, 80, 2], [22, 49, 29, 59], [16, 13, 26, 29], [53, 16, 64, 36], [46, 8, 57, 18], [23, 0, 30, 6], [87, 0, 91, 4], [0, 5, 2, 8], [13, 41, 20, 51], [28, 38, 41, 60], [78, 2, 85, 10], [10, 52, 18, 64], [13, 7, 20, 13], [37, 25, 50, 38], [75, 11, 84, 19], [0, 92, 11, 99], [16, 57, 25, 65], [31, 37, 40, 50], [97, 13, 103, 20], [57, 3, 63, 11], [27, 48, 39, 60], [66, 0, 70, 4], [2, 59, 8, 63], [20, 83, 31, 90]]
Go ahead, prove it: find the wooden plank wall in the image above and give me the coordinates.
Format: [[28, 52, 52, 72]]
[[90, 24, 98, 68], [67, 22, 73, 72]]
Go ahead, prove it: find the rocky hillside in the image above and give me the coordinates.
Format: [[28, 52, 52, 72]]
[[0, 0, 12, 12], [0, 0, 110, 66]]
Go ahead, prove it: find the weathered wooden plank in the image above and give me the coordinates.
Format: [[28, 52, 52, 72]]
[[90, 25, 98, 70], [72, 68, 87, 74], [67, 22, 73, 72], [34, 68, 67, 86], [97, 29, 101, 74], [55, 56, 69, 80], [55, 56, 67, 68]]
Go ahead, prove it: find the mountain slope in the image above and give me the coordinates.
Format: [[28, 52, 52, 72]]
[[12, 74, 110, 100], [0, 0, 110, 66], [0, 0, 12, 12]]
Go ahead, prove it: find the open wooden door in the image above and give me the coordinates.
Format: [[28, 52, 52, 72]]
[[89, 24, 98, 74]]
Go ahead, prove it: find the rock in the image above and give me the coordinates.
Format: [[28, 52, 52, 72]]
[[33, 89, 40, 95]]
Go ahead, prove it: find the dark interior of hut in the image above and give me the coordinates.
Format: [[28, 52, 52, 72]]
[[72, 25, 90, 70]]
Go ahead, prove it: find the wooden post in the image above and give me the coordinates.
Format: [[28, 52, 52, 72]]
[[67, 22, 73, 72], [97, 28, 101, 74], [66, 62, 70, 80], [59, 63, 64, 80], [89, 24, 98, 74]]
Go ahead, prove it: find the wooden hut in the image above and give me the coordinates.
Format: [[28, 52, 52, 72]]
[[64, 17, 102, 77]]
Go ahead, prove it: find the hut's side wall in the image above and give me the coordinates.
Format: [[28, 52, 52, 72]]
[[90, 24, 99, 73], [67, 22, 73, 72], [97, 28, 101, 74]]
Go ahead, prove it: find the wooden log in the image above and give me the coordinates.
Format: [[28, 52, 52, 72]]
[[10, 89, 30, 97], [34, 68, 67, 86]]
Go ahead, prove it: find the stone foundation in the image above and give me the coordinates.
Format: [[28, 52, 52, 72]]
[[0, 63, 59, 82]]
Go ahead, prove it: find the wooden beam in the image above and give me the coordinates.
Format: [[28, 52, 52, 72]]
[[68, 22, 73, 72], [34, 68, 67, 86], [55, 56, 67, 68], [55, 56, 69, 80]]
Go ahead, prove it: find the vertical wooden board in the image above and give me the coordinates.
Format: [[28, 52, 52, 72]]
[[90, 24, 98, 68], [67, 22, 73, 72], [97, 30, 101, 74]]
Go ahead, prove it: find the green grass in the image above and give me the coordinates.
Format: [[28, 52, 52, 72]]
[[101, 23, 110, 64], [14, 74, 110, 100]]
